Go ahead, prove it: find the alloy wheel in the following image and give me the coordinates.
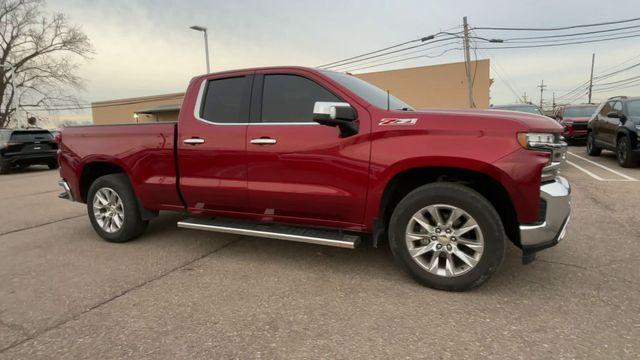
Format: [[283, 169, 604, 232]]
[[405, 204, 484, 277], [93, 187, 125, 233]]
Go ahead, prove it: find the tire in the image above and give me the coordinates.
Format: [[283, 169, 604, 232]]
[[388, 182, 505, 291], [0, 161, 10, 175], [616, 136, 635, 168], [47, 161, 59, 170], [586, 133, 601, 156], [87, 173, 148, 243]]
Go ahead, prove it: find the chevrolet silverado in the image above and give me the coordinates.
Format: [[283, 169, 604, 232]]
[[57, 67, 571, 291]]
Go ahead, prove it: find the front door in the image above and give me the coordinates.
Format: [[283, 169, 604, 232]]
[[177, 73, 253, 216], [246, 70, 371, 229]]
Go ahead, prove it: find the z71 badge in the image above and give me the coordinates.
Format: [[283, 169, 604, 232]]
[[378, 118, 418, 126]]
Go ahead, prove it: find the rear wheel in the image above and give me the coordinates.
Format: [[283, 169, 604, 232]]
[[0, 161, 10, 175], [616, 136, 635, 168], [87, 174, 148, 243], [586, 133, 601, 156], [388, 183, 505, 291]]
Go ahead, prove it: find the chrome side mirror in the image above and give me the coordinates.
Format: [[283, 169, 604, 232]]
[[313, 101, 358, 137]]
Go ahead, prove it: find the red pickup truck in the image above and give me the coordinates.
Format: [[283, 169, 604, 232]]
[[58, 67, 571, 291]]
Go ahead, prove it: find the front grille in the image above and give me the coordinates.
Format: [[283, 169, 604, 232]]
[[572, 123, 587, 131]]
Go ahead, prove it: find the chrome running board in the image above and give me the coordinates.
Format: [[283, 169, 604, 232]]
[[177, 217, 360, 249]]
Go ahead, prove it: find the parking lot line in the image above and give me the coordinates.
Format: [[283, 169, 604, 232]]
[[565, 160, 637, 182], [567, 152, 638, 182]]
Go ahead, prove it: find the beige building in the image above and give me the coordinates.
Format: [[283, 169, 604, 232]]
[[92, 60, 490, 125]]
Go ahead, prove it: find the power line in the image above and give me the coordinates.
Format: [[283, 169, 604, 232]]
[[333, 40, 459, 72], [321, 35, 460, 70], [501, 28, 640, 44], [317, 31, 461, 69], [476, 33, 640, 49], [473, 17, 640, 31], [499, 23, 640, 41], [343, 48, 461, 73]]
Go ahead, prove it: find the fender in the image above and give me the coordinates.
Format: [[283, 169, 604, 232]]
[[362, 143, 549, 232]]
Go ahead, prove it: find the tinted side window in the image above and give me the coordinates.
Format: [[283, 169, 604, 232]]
[[201, 76, 249, 123], [261, 74, 341, 123], [599, 101, 614, 116], [612, 101, 623, 112]]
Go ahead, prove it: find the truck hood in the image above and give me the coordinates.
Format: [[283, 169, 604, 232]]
[[412, 108, 563, 132]]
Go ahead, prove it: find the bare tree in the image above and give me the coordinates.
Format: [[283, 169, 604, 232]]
[[0, 0, 92, 128]]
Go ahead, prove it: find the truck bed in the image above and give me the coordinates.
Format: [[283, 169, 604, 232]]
[[58, 122, 183, 211]]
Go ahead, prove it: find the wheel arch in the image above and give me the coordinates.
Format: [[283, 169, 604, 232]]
[[79, 160, 128, 203], [374, 165, 520, 248]]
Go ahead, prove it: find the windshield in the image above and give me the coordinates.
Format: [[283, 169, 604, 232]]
[[563, 106, 597, 118], [9, 131, 53, 141], [320, 71, 414, 111], [493, 105, 543, 115], [627, 100, 640, 116]]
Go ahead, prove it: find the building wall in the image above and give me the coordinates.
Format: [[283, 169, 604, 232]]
[[355, 60, 490, 109], [92, 93, 184, 125], [91, 60, 490, 125]]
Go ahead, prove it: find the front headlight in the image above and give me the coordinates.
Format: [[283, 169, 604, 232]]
[[517, 132, 566, 182], [635, 125, 640, 131], [517, 132, 557, 149]]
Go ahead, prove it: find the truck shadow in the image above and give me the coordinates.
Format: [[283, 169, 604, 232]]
[[141, 213, 528, 293]]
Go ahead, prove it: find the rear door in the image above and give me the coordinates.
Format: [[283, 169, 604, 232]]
[[603, 101, 623, 145], [593, 101, 615, 145], [177, 72, 253, 216], [245, 70, 371, 229]]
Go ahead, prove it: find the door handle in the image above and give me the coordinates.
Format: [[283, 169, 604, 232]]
[[250, 138, 277, 145], [184, 138, 205, 145]]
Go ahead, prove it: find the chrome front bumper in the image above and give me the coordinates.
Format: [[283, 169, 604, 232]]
[[58, 179, 74, 202], [519, 176, 571, 251]]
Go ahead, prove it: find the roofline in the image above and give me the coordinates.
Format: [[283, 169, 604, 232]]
[[92, 92, 185, 106]]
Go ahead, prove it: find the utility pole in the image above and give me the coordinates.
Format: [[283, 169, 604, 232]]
[[552, 92, 556, 108], [522, 92, 528, 103], [588, 53, 595, 104], [462, 16, 474, 108], [538, 80, 547, 109]]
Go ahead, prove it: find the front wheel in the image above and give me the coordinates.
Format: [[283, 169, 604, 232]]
[[586, 133, 601, 156], [47, 161, 59, 170], [617, 136, 635, 168], [388, 183, 505, 291], [87, 174, 148, 243]]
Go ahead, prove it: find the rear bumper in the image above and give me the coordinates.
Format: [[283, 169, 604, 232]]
[[519, 176, 571, 254], [2, 152, 57, 165], [58, 179, 75, 202]]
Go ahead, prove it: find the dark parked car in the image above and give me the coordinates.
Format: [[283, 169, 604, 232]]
[[490, 104, 545, 116], [0, 129, 59, 174], [554, 104, 598, 143], [587, 96, 640, 167]]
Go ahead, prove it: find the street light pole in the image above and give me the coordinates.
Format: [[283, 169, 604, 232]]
[[190, 25, 210, 73]]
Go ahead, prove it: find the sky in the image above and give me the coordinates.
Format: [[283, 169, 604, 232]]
[[39, 0, 640, 124]]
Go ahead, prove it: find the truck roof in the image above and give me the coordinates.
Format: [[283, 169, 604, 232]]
[[192, 66, 324, 81]]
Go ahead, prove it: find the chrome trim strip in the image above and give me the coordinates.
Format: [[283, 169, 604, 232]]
[[177, 220, 358, 249], [192, 78, 320, 126]]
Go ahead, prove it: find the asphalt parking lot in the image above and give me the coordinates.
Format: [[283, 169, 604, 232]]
[[0, 145, 638, 359]]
